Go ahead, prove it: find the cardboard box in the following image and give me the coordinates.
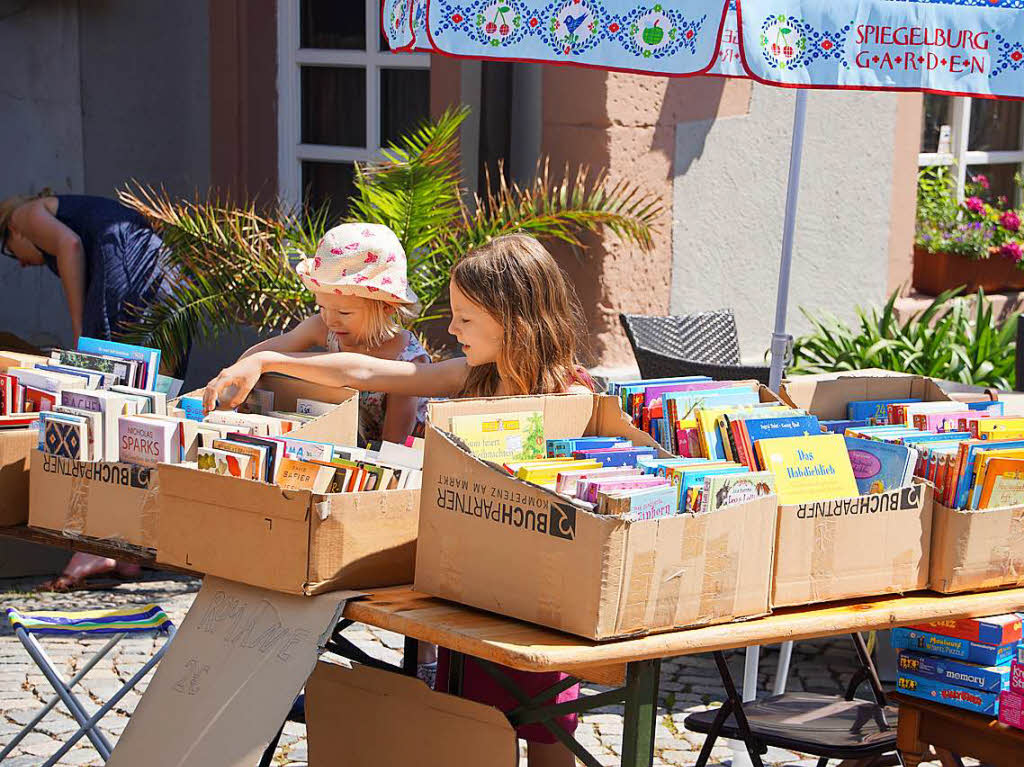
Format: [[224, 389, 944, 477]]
[[306, 661, 516, 767], [0, 428, 38, 526], [29, 451, 160, 548], [930, 501, 1024, 594], [414, 393, 778, 640], [781, 372, 955, 420], [772, 481, 933, 608], [157, 376, 419, 594]]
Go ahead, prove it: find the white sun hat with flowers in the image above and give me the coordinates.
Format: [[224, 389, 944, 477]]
[[295, 223, 418, 305]]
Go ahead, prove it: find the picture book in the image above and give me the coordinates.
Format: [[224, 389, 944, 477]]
[[449, 410, 544, 462], [554, 466, 640, 495], [972, 418, 1024, 439], [891, 627, 1018, 666], [757, 434, 859, 505], [909, 615, 1022, 647], [281, 436, 334, 463], [572, 446, 658, 468], [599, 484, 678, 521], [844, 436, 916, 494], [821, 419, 869, 434], [847, 398, 920, 424], [897, 651, 1011, 694], [546, 437, 626, 458], [197, 447, 252, 479], [969, 400, 1005, 414], [210, 439, 267, 481], [77, 336, 160, 390], [228, 433, 286, 481], [742, 414, 821, 464], [954, 440, 1024, 509], [699, 471, 775, 514], [118, 416, 176, 467], [896, 671, 1000, 716], [276, 458, 336, 494], [976, 457, 1024, 509]]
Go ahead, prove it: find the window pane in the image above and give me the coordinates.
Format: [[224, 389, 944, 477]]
[[921, 94, 952, 154], [969, 100, 1023, 152], [965, 163, 1021, 201], [303, 161, 356, 223], [301, 67, 366, 147], [301, 0, 365, 49], [380, 68, 431, 146]]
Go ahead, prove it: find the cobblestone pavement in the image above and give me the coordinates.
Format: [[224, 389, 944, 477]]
[[0, 573, 977, 767]]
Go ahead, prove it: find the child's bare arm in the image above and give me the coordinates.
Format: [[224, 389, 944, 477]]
[[204, 351, 468, 412], [380, 394, 421, 444], [238, 315, 327, 359]]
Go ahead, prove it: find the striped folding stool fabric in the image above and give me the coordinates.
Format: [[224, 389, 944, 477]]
[[2, 603, 176, 765]]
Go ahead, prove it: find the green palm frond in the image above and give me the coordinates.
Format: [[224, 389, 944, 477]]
[[117, 107, 662, 368]]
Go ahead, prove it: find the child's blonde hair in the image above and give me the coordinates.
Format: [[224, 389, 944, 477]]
[[451, 234, 592, 398], [355, 297, 418, 348]]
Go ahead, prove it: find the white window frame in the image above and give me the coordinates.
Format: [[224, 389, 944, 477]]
[[918, 96, 1024, 202], [277, 0, 431, 207]]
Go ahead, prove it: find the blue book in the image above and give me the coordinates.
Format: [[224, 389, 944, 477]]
[[547, 437, 627, 458], [897, 651, 1011, 693], [572, 447, 658, 468], [902, 432, 972, 445], [821, 419, 868, 434], [178, 397, 206, 422], [896, 671, 1001, 716], [662, 388, 761, 449], [847, 398, 921, 424], [745, 415, 821, 447], [77, 337, 161, 391], [844, 436, 915, 494], [678, 466, 750, 511], [891, 627, 1019, 666], [608, 376, 710, 397], [968, 400, 1005, 415]]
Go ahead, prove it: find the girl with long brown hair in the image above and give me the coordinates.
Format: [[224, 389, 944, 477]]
[[203, 233, 595, 766]]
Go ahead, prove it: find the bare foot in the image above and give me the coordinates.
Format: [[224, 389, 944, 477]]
[[37, 553, 139, 592]]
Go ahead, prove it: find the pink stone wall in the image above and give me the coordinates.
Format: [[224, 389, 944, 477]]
[[541, 70, 753, 366]]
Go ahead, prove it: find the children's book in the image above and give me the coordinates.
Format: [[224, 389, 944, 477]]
[[571, 446, 658, 468], [821, 419, 868, 434], [976, 457, 1024, 509], [599, 484, 677, 521], [546, 437, 626, 458], [281, 436, 335, 463], [210, 439, 267, 481], [276, 458, 336, 493], [699, 471, 775, 514], [77, 336, 160, 391], [844, 436, 916, 494], [742, 414, 821, 466], [449, 411, 544, 462], [847, 398, 920, 424], [197, 447, 252, 478], [177, 397, 206, 422], [972, 418, 1024, 439], [554, 466, 640, 495], [757, 434, 858, 505]]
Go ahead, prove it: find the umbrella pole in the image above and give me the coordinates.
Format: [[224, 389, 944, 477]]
[[732, 89, 810, 767], [768, 89, 809, 393]]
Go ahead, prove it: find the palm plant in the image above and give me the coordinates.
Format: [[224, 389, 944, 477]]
[[118, 107, 661, 373], [791, 288, 1018, 390]]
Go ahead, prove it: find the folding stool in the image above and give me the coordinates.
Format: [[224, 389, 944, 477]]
[[2, 603, 176, 766]]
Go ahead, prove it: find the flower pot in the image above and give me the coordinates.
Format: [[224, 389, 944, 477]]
[[912, 245, 1024, 295]]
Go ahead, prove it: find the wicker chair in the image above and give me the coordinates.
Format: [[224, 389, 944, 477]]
[[619, 310, 772, 384]]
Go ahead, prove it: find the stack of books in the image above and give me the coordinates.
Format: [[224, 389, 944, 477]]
[[830, 400, 1024, 509], [892, 615, 1023, 717]]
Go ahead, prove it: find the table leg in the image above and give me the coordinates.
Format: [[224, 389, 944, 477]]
[[896, 703, 926, 767], [448, 650, 465, 696], [621, 659, 660, 767]]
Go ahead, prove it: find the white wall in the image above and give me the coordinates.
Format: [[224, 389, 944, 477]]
[[672, 84, 899, 364]]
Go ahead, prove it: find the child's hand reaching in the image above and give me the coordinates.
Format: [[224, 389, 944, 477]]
[[203, 355, 263, 413]]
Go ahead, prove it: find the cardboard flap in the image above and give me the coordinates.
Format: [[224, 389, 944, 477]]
[[159, 463, 313, 522], [780, 373, 950, 420], [0, 429, 38, 526], [930, 502, 1024, 592], [106, 577, 355, 767], [306, 661, 516, 767]]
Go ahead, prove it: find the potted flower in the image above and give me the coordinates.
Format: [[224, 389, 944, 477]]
[[913, 167, 1024, 294]]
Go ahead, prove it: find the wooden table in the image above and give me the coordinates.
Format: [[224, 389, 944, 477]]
[[335, 586, 1024, 767], [893, 693, 1024, 767]]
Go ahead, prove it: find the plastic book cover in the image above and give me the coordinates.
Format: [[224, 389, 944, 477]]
[[757, 434, 859, 505], [897, 651, 1011, 693], [844, 436, 915, 494]]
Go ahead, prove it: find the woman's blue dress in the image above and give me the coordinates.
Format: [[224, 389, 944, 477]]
[[42, 195, 168, 340]]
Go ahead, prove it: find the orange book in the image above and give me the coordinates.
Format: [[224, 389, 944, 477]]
[[978, 457, 1024, 509]]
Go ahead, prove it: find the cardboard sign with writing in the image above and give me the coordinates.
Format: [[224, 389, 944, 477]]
[[106, 577, 355, 767]]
